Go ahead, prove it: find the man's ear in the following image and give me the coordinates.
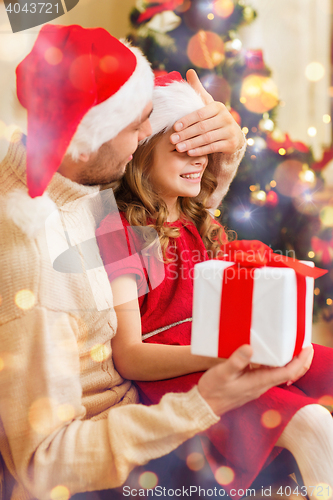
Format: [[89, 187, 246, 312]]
[[79, 153, 90, 162]]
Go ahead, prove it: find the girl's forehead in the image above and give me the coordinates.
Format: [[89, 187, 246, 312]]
[[157, 129, 173, 147]]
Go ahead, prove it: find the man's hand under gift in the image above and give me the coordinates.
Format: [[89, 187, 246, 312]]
[[170, 69, 245, 157], [197, 344, 314, 417]]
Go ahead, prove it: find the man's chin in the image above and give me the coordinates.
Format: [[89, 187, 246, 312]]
[[99, 167, 127, 185]]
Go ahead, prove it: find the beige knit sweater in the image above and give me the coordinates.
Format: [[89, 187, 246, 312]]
[[0, 133, 243, 500]]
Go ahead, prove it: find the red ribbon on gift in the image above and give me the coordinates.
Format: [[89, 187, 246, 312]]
[[217, 240, 327, 360]]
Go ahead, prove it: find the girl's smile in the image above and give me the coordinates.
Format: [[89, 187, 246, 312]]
[[148, 130, 208, 218], [179, 171, 203, 181]]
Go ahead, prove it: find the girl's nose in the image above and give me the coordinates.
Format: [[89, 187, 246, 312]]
[[192, 155, 208, 167]]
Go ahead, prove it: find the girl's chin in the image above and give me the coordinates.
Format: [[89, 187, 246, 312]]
[[178, 188, 201, 198]]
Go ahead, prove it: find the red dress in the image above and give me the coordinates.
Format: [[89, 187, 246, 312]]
[[97, 211, 333, 496]]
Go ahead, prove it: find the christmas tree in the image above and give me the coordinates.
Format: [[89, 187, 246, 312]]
[[128, 0, 333, 320]]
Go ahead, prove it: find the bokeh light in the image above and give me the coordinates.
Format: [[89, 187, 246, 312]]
[[313, 483, 332, 500], [270, 180, 277, 188], [250, 190, 266, 206], [0, 352, 17, 372], [293, 192, 320, 216], [207, 13, 214, 20], [229, 108, 241, 125], [320, 206, 333, 227], [44, 47, 63, 66], [139, 472, 158, 489], [271, 127, 285, 142], [70, 55, 95, 92], [50, 485, 70, 500], [175, 0, 191, 13], [57, 404, 75, 422], [215, 466, 235, 485], [240, 74, 279, 114], [187, 31, 224, 69], [90, 343, 111, 363], [327, 298, 332, 305], [314, 288, 320, 296], [5, 125, 22, 143], [224, 38, 242, 57], [243, 6, 255, 21], [186, 452, 205, 471], [252, 137, 266, 152], [308, 251, 315, 258], [232, 205, 253, 222], [214, 209, 221, 217], [305, 62, 325, 82], [28, 397, 57, 435], [299, 168, 316, 185], [201, 74, 231, 103], [261, 410, 282, 428], [323, 114, 331, 124], [274, 160, 311, 197], [259, 117, 274, 132], [308, 127, 317, 137], [266, 190, 279, 207], [214, 0, 234, 18], [15, 289, 36, 310], [100, 55, 119, 74]]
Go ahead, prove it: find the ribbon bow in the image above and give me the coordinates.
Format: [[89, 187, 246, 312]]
[[219, 240, 327, 279]]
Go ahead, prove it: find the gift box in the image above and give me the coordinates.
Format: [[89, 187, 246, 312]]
[[191, 240, 327, 366]]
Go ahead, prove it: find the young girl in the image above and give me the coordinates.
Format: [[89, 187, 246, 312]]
[[97, 72, 333, 495]]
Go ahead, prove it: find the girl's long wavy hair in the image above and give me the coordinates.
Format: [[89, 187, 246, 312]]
[[111, 131, 230, 261]]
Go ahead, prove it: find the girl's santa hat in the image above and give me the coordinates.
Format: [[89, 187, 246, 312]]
[[145, 71, 205, 140], [16, 24, 154, 198]]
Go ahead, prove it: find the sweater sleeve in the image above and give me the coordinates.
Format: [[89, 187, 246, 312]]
[[206, 138, 246, 210], [0, 307, 219, 500]]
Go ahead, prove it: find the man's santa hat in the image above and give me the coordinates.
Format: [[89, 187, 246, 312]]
[[16, 24, 154, 198], [144, 71, 205, 141]]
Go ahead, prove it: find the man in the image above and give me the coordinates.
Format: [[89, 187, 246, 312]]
[[0, 24, 312, 500]]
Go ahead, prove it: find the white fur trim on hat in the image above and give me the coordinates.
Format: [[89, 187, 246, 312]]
[[66, 43, 154, 160], [146, 80, 205, 141], [6, 190, 57, 239]]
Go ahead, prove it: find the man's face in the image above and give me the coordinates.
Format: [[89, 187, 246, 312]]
[[77, 101, 153, 185]]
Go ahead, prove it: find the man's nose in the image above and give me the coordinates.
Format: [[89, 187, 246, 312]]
[[138, 119, 152, 142]]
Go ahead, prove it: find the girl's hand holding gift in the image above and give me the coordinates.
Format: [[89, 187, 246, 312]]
[[170, 69, 245, 157]]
